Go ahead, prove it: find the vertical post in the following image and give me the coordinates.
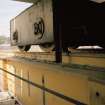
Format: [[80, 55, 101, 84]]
[[42, 76, 45, 105], [52, 0, 62, 63], [28, 71, 30, 96], [2, 60, 8, 91]]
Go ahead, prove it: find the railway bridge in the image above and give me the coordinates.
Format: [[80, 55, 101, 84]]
[[0, 0, 105, 105]]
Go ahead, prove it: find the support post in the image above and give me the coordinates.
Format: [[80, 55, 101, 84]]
[[52, 0, 62, 63]]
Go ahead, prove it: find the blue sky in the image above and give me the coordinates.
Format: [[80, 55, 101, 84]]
[[0, 0, 32, 37]]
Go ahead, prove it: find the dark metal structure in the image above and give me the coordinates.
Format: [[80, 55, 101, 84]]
[[53, 0, 105, 50], [11, 0, 105, 53]]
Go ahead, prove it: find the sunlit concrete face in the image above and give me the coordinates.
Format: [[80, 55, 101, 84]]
[[14, 0, 37, 3]]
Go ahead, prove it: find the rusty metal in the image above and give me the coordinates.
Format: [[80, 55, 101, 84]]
[[0, 50, 105, 68]]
